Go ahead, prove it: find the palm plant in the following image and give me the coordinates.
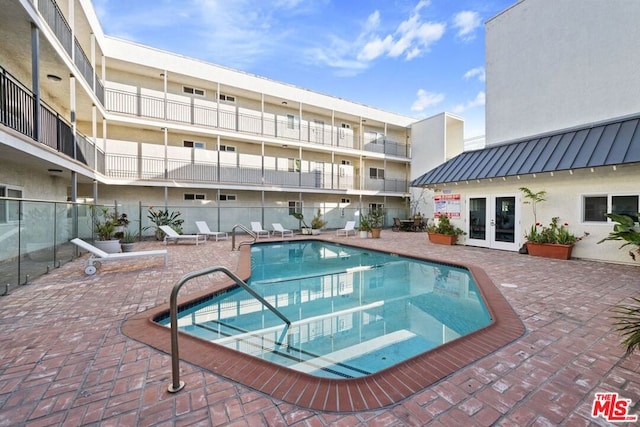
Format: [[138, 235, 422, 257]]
[[597, 212, 640, 261], [611, 297, 640, 355]]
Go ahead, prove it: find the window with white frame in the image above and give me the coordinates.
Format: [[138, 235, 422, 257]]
[[219, 144, 236, 152], [183, 86, 205, 96], [369, 167, 384, 179], [287, 114, 298, 130], [219, 194, 237, 201], [184, 193, 206, 201], [583, 194, 639, 222], [341, 198, 351, 204], [218, 93, 236, 103], [288, 158, 301, 172], [369, 203, 384, 213], [289, 201, 301, 215], [183, 140, 205, 149], [0, 185, 23, 223]]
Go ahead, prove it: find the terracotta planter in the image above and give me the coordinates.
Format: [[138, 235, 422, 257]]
[[526, 242, 573, 260], [427, 233, 458, 245], [370, 228, 382, 239]]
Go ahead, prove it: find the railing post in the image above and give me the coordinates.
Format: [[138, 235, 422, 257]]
[[167, 265, 290, 393]]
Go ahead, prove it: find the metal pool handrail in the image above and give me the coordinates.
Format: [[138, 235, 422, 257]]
[[231, 223, 257, 250], [167, 265, 291, 393]]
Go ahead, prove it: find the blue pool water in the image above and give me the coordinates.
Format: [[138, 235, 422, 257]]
[[157, 241, 492, 379]]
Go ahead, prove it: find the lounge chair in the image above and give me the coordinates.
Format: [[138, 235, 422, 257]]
[[159, 225, 205, 245], [272, 223, 293, 238], [336, 220, 356, 237], [251, 222, 270, 238], [195, 221, 228, 241], [71, 238, 167, 275]]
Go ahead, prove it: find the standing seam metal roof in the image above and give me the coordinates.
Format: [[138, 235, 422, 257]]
[[411, 114, 640, 186]]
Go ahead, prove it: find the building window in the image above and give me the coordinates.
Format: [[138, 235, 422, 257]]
[[0, 186, 23, 223], [218, 93, 236, 103], [341, 123, 351, 129], [341, 198, 350, 204], [369, 203, 384, 213], [219, 144, 236, 152], [287, 114, 298, 130], [583, 194, 639, 222], [184, 140, 205, 149], [288, 158, 301, 172], [219, 194, 237, 201], [183, 86, 205, 96], [341, 160, 352, 165], [184, 193, 206, 201], [289, 201, 301, 215], [369, 168, 384, 179]]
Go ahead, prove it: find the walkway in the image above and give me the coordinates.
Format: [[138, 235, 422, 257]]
[[0, 232, 638, 426]]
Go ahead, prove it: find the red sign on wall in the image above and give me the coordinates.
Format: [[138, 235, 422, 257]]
[[434, 194, 461, 218]]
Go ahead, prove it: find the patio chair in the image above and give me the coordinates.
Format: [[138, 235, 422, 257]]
[[272, 223, 293, 238], [336, 220, 356, 237], [71, 238, 167, 275], [392, 217, 402, 232], [159, 225, 205, 245], [195, 221, 228, 241], [250, 222, 270, 238]]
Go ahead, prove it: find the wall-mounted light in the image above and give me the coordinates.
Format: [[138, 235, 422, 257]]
[[47, 168, 63, 175], [46, 74, 62, 82], [282, 101, 288, 105]]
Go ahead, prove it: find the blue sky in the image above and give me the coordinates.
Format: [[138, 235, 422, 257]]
[[93, 0, 515, 139]]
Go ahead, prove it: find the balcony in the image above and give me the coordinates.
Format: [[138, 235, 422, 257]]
[[103, 141, 409, 193], [104, 87, 411, 158]]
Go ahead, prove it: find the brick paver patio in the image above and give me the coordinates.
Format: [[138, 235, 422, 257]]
[[0, 232, 638, 426]]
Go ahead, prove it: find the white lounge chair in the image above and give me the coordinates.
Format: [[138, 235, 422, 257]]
[[272, 223, 293, 238], [336, 220, 356, 236], [195, 221, 228, 241], [251, 222, 270, 238], [159, 225, 205, 245], [71, 238, 167, 275]]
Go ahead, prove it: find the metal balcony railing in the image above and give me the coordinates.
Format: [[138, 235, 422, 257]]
[[104, 87, 411, 158]]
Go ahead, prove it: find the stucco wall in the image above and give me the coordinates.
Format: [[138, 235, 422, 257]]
[[432, 165, 639, 265], [485, 0, 640, 145]]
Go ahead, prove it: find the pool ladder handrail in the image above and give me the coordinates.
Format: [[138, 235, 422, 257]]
[[231, 223, 257, 250], [167, 265, 291, 393]]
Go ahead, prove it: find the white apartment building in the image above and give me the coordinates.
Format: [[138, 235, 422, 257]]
[[413, 0, 640, 264], [0, 0, 461, 244]]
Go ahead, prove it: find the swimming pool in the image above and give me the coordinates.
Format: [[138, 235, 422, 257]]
[[123, 238, 525, 411], [156, 241, 493, 379]]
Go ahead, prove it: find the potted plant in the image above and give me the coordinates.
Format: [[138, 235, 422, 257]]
[[524, 216, 588, 259], [310, 209, 328, 235], [292, 211, 312, 235], [426, 215, 465, 245], [91, 207, 121, 253], [519, 187, 547, 254], [357, 216, 371, 238], [120, 230, 138, 252], [143, 206, 184, 240], [367, 209, 384, 239]]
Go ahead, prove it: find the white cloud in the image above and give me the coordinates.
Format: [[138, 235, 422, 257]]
[[411, 89, 445, 112], [452, 91, 485, 114], [463, 66, 485, 82], [360, 11, 445, 61], [312, 1, 445, 74], [453, 10, 481, 41]]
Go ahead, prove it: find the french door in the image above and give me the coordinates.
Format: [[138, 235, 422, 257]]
[[467, 194, 520, 251]]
